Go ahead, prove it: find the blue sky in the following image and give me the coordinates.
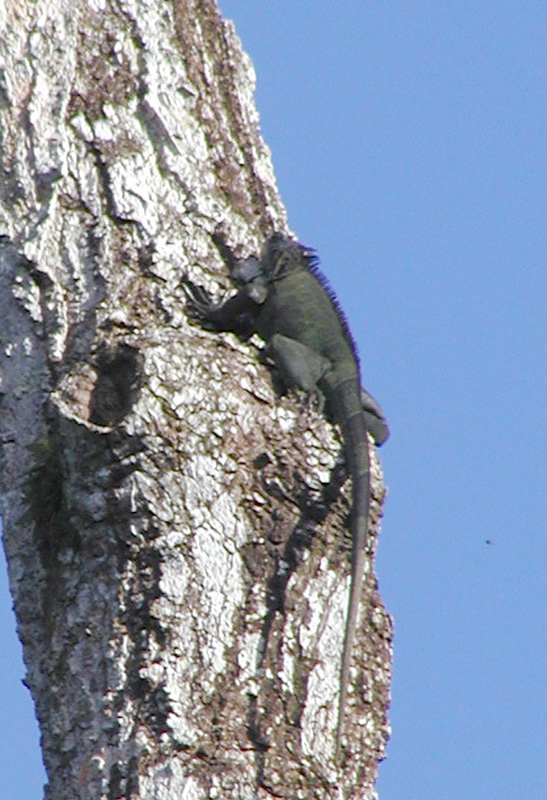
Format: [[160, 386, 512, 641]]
[[2, 2, 547, 796]]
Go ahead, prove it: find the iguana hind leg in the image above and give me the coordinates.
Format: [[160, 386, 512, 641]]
[[360, 388, 389, 446], [268, 334, 390, 445], [267, 333, 331, 409]]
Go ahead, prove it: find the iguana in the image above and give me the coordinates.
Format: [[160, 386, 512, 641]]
[[182, 233, 388, 758]]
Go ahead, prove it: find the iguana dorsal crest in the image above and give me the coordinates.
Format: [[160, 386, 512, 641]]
[[263, 233, 360, 370]]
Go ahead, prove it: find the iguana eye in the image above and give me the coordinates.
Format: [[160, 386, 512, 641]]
[[270, 252, 292, 280]]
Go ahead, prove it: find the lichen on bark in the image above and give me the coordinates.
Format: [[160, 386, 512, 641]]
[[0, 1, 391, 798]]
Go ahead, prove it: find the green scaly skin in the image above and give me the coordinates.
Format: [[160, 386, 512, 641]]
[[182, 233, 388, 761]]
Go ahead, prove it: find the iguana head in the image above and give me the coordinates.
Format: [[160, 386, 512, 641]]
[[232, 256, 268, 304], [262, 233, 314, 281]]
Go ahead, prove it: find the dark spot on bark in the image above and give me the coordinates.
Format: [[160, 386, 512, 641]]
[[90, 343, 143, 425]]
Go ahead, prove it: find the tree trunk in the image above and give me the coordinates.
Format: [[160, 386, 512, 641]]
[[0, 1, 392, 798]]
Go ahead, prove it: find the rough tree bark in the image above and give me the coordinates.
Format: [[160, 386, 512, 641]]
[[0, 1, 392, 798]]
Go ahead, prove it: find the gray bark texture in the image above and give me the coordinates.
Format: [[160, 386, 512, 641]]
[[0, 1, 392, 798]]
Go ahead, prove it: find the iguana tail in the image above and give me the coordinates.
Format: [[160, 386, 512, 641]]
[[323, 371, 371, 759]]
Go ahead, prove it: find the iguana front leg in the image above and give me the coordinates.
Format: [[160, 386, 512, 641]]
[[182, 254, 269, 335], [181, 278, 260, 335]]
